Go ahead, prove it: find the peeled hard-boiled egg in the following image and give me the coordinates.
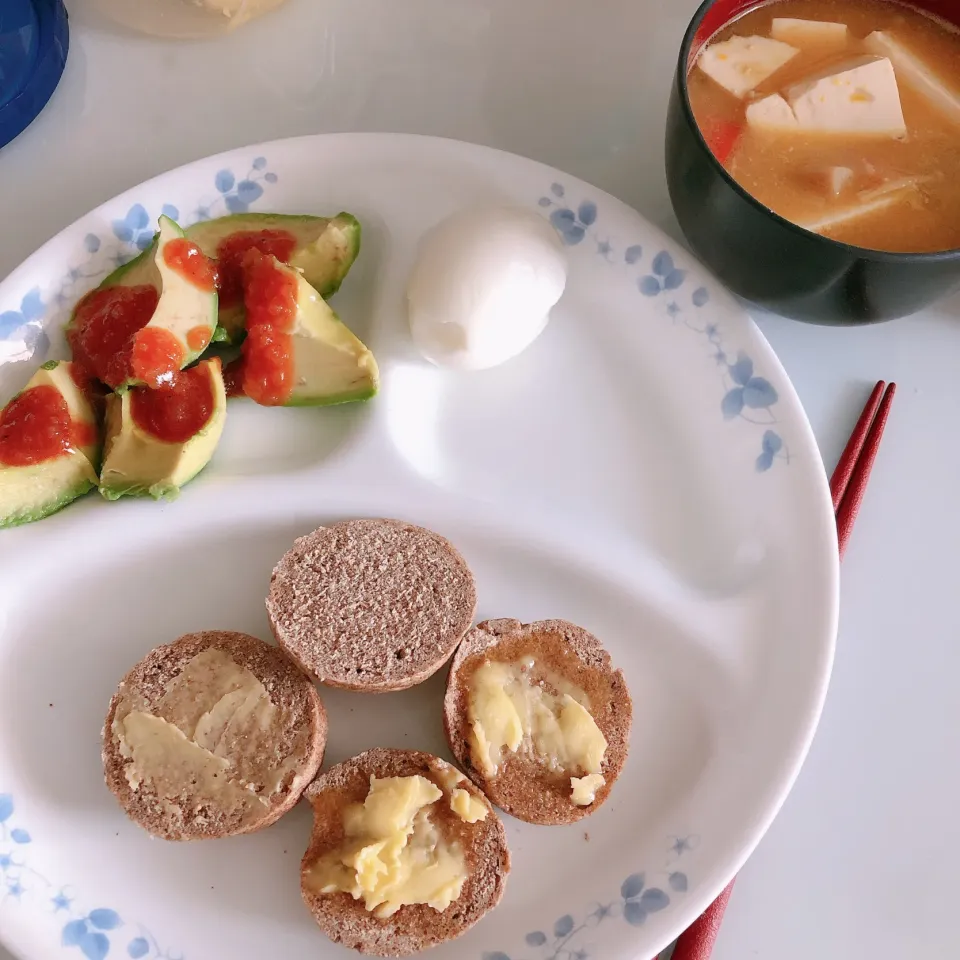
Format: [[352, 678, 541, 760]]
[[407, 206, 568, 370]]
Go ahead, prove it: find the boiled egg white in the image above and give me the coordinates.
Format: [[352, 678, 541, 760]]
[[407, 206, 568, 370]]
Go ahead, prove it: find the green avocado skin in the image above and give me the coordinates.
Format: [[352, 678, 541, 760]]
[[101, 243, 154, 286], [0, 480, 96, 529], [100, 480, 179, 502], [282, 384, 378, 408], [98, 457, 215, 501]]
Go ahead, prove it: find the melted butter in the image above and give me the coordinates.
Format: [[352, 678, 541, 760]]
[[434, 764, 466, 792], [467, 659, 608, 792], [114, 647, 301, 815], [450, 788, 488, 823], [570, 773, 606, 806], [119, 711, 265, 815], [305, 775, 469, 918]]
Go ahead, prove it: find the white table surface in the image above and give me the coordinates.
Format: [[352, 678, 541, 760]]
[[2, 2, 958, 958]]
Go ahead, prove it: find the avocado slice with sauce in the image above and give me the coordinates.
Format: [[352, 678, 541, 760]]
[[0, 361, 101, 529], [66, 216, 218, 390], [184, 212, 360, 342], [99, 357, 226, 501], [236, 254, 378, 407]]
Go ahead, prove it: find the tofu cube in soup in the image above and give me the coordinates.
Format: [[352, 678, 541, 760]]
[[746, 58, 905, 138], [865, 31, 960, 125], [787, 58, 905, 136], [746, 94, 799, 132], [697, 35, 799, 98], [771, 18, 848, 49]]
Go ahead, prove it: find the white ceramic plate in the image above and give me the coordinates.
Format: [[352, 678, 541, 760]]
[[0, 134, 838, 960]]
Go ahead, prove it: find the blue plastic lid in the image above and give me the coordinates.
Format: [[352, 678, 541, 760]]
[[0, 0, 69, 150]]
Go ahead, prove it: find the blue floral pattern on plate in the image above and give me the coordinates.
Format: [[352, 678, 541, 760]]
[[0, 776, 698, 960], [0, 288, 49, 367], [481, 836, 695, 960], [0, 156, 279, 371], [539, 185, 789, 472], [0, 794, 182, 960], [2, 784, 690, 960]]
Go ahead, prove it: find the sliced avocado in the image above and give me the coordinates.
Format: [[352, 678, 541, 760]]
[[239, 256, 378, 407], [285, 269, 379, 406], [0, 361, 101, 529], [66, 216, 218, 390], [185, 212, 360, 342], [185, 211, 361, 295], [99, 358, 226, 501]]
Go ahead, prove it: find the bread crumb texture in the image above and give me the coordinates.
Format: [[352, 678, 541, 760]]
[[267, 519, 477, 692]]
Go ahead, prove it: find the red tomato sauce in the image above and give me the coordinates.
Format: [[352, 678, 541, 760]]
[[187, 325, 212, 352], [68, 285, 160, 388], [221, 357, 246, 398], [239, 250, 298, 406], [0, 385, 75, 467], [130, 361, 217, 444], [72, 421, 97, 449], [130, 326, 185, 389], [163, 238, 217, 293], [68, 362, 94, 396], [215, 229, 296, 310]]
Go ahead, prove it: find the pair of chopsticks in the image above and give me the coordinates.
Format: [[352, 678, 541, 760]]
[[832, 380, 896, 558], [656, 380, 897, 960]]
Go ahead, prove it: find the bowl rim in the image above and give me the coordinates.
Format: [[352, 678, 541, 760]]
[[676, 0, 960, 264]]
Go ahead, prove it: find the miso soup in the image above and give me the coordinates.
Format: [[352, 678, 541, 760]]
[[688, 0, 960, 253]]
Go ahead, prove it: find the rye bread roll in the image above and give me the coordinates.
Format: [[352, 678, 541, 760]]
[[103, 630, 326, 841], [301, 748, 510, 957], [443, 618, 632, 825], [266, 519, 477, 692]]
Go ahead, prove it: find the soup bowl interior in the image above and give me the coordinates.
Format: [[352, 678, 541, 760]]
[[688, 0, 960, 60], [667, 0, 960, 323]]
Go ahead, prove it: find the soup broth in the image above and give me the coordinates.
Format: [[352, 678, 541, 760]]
[[688, 0, 960, 253]]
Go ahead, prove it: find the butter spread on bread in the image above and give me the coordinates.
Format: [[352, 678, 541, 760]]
[[570, 773, 606, 807], [113, 647, 304, 820], [305, 775, 474, 918], [103, 630, 326, 840], [300, 749, 509, 956], [443, 618, 632, 825], [467, 658, 608, 795]]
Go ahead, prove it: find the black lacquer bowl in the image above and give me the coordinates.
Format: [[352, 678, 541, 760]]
[[665, 0, 960, 324]]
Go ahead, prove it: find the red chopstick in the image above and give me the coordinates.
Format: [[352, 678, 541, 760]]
[[656, 380, 897, 960], [833, 381, 896, 558]]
